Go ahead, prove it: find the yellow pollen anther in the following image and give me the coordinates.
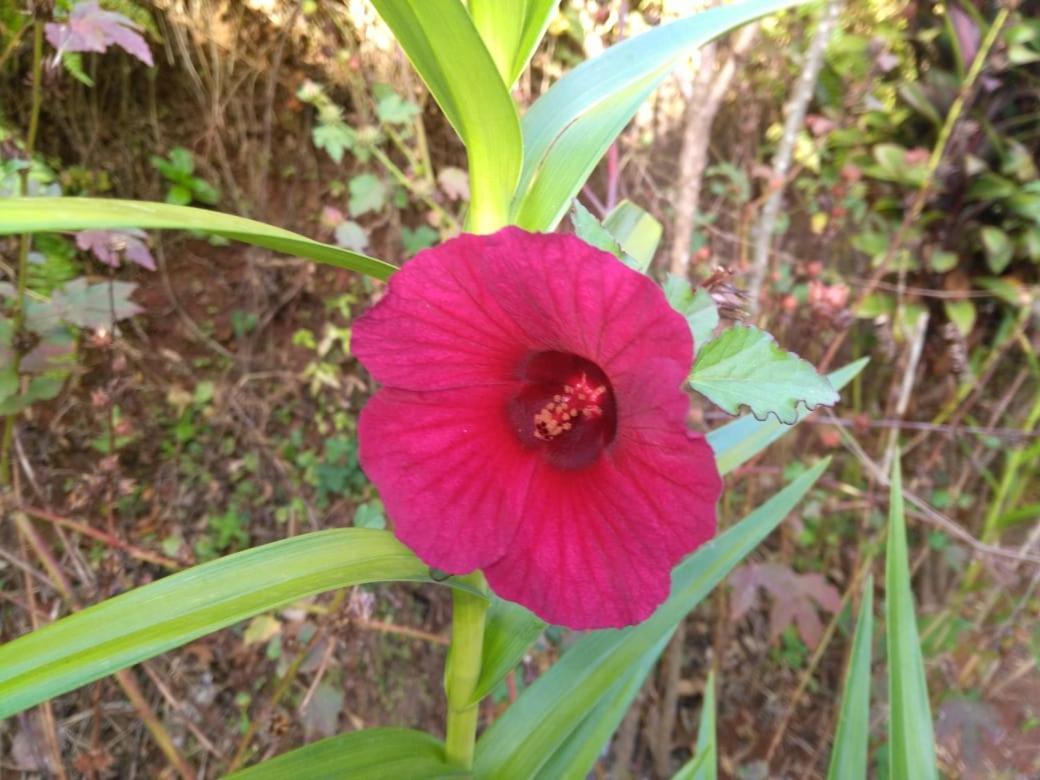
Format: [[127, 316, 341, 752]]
[[533, 374, 608, 441]]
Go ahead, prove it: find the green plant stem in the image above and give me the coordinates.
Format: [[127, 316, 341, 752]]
[[0, 20, 43, 487], [444, 571, 489, 769], [367, 144, 459, 230]]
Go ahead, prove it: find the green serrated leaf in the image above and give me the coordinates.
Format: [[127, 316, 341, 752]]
[[664, 275, 719, 351], [349, 174, 388, 217], [689, 325, 838, 423], [402, 225, 439, 257], [313, 122, 356, 164], [376, 92, 421, 125]]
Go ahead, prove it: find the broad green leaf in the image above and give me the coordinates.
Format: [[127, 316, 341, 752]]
[[943, 299, 976, 338], [370, 0, 521, 232], [512, 0, 806, 230], [468, 0, 558, 86], [348, 174, 388, 217], [227, 728, 465, 779], [675, 669, 716, 780], [471, 597, 546, 704], [707, 358, 866, 475], [664, 275, 719, 351], [602, 200, 663, 272], [690, 325, 839, 424], [826, 575, 873, 780], [0, 198, 395, 280], [981, 225, 1013, 274], [886, 461, 939, 780], [474, 459, 830, 778], [0, 529, 462, 718]]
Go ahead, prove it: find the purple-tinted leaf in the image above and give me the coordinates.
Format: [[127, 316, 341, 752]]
[[728, 562, 841, 650], [301, 680, 343, 740], [45, 1, 154, 67], [936, 699, 1003, 770], [76, 229, 155, 271], [49, 278, 142, 329], [949, 4, 980, 67]]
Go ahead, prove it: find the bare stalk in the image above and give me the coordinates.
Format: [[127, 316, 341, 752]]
[[747, 0, 843, 316], [669, 21, 759, 276], [1, 20, 43, 486]]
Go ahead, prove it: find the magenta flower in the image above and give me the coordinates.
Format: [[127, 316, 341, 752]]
[[353, 228, 721, 629]]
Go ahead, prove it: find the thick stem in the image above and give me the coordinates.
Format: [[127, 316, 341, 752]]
[[1, 20, 44, 486], [444, 572, 489, 768]]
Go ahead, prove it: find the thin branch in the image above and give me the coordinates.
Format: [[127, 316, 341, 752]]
[[747, 0, 843, 316]]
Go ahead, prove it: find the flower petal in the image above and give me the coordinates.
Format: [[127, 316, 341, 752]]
[[484, 408, 721, 629], [352, 233, 535, 392], [352, 227, 693, 396], [483, 228, 694, 387], [358, 385, 535, 573]]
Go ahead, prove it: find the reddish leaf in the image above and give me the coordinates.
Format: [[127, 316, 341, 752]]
[[45, 1, 154, 67], [76, 229, 156, 271], [728, 562, 841, 649]]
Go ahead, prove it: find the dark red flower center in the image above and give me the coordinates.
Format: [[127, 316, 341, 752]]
[[509, 351, 618, 470]]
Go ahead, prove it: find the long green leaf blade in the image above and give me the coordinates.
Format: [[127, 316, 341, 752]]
[[474, 459, 830, 778], [226, 728, 465, 779], [533, 647, 662, 779], [469, 0, 558, 86], [513, 0, 806, 230], [0, 529, 445, 718], [674, 669, 717, 780], [370, 0, 522, 231], [0, 198, 395, 279], [827, 575, 874, 780], [886, 461, 938, 780]]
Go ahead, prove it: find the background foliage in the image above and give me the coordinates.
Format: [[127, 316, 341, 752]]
[[0, 0, 1038, 778]]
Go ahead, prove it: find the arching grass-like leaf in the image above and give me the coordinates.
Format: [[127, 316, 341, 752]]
[[468, 0, 559, 87], [512, 0, 806, 230], [370, 0, 522, 231], [226, 728, 465, 779], [674, 669, 717, 780], [0, 529, 462, 719], [0, 198, 395, 279], [886, 460, 939, 780], [826, 575, 874, 780], [474, 459, 830, 778]]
